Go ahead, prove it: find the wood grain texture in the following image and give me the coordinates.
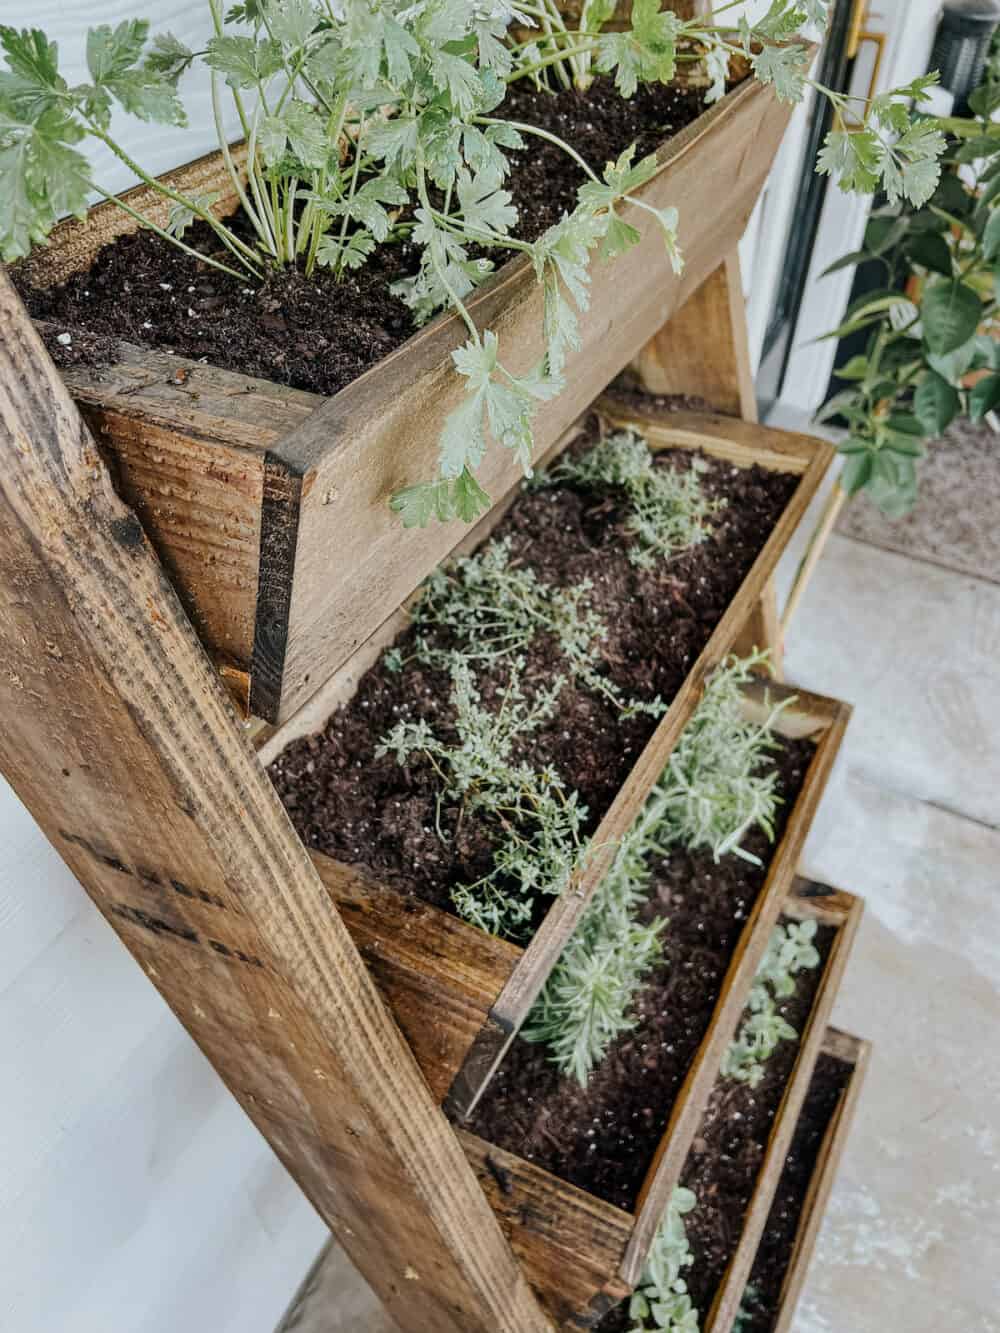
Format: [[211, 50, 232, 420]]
[[703, 880, 865, 1333], [0, 270, 550, 1333], [630, 251, 758, 421], [261, 408, 835, 1125], [770, 1029, 872, 1333]]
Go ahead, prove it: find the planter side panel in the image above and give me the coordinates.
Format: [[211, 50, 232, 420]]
[[272, 81, 795, 722]]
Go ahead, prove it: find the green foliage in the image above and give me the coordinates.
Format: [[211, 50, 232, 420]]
[[819, 56, 1000, 516], [541, 430, 723, 569], [720, 919, 821, 1087], [376, 656, 586, 939], [733, 1285, 762, 1332], [628, 1188, 701, 1332], [1, 2, 943, 526], [524, 653, 787, 1085], [406, 535, 665, 718]]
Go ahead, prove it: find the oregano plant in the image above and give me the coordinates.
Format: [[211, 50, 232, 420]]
[[1, 2, 944, 526], [720, 918, 821, 1087]]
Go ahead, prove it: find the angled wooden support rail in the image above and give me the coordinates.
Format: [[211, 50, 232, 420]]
[[0, 270, 552, 1333]]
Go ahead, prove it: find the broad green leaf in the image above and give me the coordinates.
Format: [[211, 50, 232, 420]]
[[204, 35, 282, 89], [983, 207, 1000, 261], [87, 20, 147, 84], [600, 210, 640, 260], [266, 0, 315, 51], [969, 372, 1000, 421], [451, 467, 491, 523], [145, 33, 194, 80], [913, 371, 960, 436], [817, 129, 880, 195], [905, 230, 952, 277], [751, 42, 808, 103], [920, 280, 981, 355], [820, 249, 873, 278], [390, 480, 454, 527], [0, 25, 65, 117], [836, 354, 870, 381], [840, 450, 874, 495], [926, 335, 978, 383]]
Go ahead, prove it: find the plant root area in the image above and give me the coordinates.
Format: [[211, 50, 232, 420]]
[[17, 79, 710, 393], [268, 422, 798, 930], [467, 737, 817, 1212]]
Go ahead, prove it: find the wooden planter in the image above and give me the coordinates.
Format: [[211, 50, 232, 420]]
[[763, 1027, 872, 1333], [19, 73, 796, 722], [260, 408, 836, 1116], [287, 679, 850, 1327], [700, 880, 864, 1333]]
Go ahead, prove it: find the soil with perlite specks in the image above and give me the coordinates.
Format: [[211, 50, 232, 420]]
[[467, 742, 817, 1212], [17, 79, 720, 391], [269, 419, 798, 938]]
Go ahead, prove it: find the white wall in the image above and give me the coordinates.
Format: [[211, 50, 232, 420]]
[[1, 8, 324, 1333]]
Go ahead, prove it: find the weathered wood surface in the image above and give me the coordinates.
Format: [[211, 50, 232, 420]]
[[261, 408, 834, 1124], [295, 687, 850, 1325], [631, 250, 757, 421], [622, 685, 851, 1285], [704, 881, 865, 1333], [22, 74, 794, 722], [768, 1028, 871, 1333], [0, 271, 551, 1333]]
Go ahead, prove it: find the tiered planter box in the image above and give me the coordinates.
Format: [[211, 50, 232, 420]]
[[292, 684, 850, 1326], [696, 881, 864, 1333], [18, 72, 796, 722], [739, 1028, 872, 1333], [261, 410, 836, 1121]]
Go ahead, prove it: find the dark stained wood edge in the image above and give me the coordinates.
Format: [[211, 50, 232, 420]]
[[250, 454, 304, 719], [703, 880, 865, 1332], [0, 269, 552, 1333], [770, 1028, 872, 1333], [621, 693, 852, 1285]]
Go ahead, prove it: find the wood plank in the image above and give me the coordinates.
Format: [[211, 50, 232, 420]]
[[630, 251, 758, 421], [0, 271, 551, 1333], [771, 1029, 872, 1333], [622, 687, 852, 1286], [270, 77, 795, 722], [704, 881, 865, 1332], [458, 1131, 633, 1330]]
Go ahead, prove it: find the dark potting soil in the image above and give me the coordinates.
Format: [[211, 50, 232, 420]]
[[270, 427, 799, 929], [731, 1052, 853, 1332], [17, 80, 711, 389], [604, 380, 716, 417], [465, 735, 816, 1213], [677, 919, 836, 1320]]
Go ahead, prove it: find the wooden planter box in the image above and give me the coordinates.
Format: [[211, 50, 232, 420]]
[[19, 74, 796, 722], [700, 880, 864, 1333], [261, 408, 836, 1114], [763, 1027, 872, 1333], [290, 679, 850, 1327]]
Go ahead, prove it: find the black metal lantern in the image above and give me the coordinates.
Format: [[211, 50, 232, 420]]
[[930, 0, 1000, 112]]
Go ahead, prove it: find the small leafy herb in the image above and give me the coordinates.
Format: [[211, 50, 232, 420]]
[[540, 430, 723, 568], [720, 919, 821, 1087], [407, 535, 665, 717], [524, 653, 788, 1085], [376, 656, 585, 939], [628, 1187, 700, 1333], [1, 3, 944, 527]]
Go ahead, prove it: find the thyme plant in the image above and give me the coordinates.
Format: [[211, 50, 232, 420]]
[[398, 534, 665, 716], [524, 653, 788, 1085], [376, 656, 586, 937], [1, 3, 944, 527], [628, 1186, 700, 1333], [540, 430, 723, 568], [720, 918, 820, 1087]]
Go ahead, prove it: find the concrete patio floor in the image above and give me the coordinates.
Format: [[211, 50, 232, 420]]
[[278, 423, 1000, 1333]]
